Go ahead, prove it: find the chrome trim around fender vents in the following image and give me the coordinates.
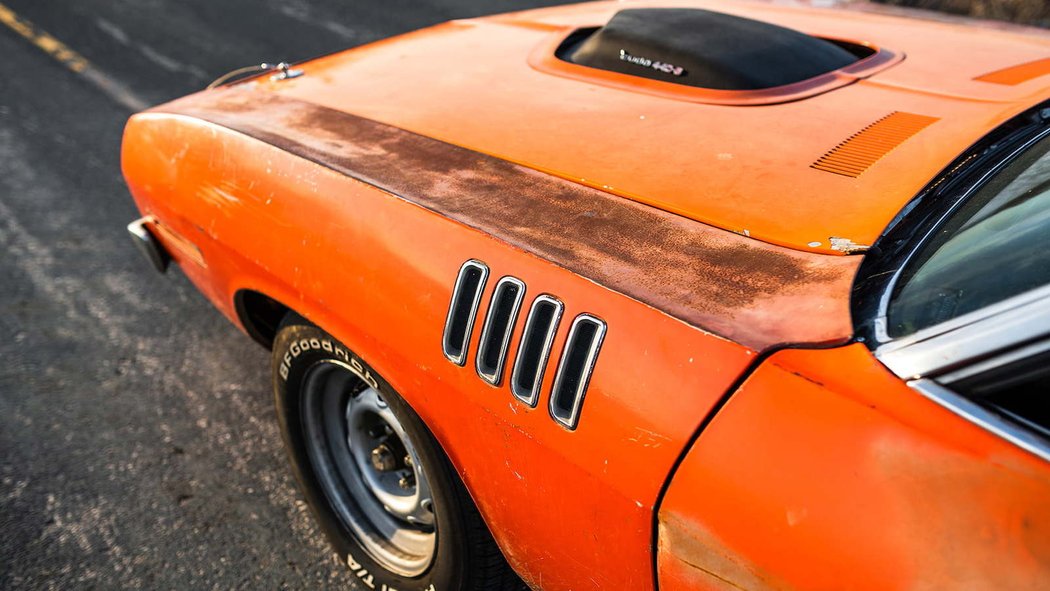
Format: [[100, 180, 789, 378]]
[[476, 276, 526, 385], [442, 260, 489, 366], [510, 295, 564, 407], [549, 314, 607, 430]]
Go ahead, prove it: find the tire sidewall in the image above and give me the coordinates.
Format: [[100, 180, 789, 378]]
[[272, 322, 468, 591]]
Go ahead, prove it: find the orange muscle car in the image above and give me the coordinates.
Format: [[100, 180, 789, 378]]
[[121, 1, 1050, 589]]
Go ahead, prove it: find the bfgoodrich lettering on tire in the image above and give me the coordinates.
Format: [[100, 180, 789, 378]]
[[272, 314, 527, 591]]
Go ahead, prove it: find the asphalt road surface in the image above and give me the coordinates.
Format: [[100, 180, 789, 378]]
[[0, 2, 569, 589]]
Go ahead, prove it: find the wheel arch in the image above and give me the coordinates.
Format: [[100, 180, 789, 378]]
[[233, 288, 292, 349], [248, 290, 469, 488]]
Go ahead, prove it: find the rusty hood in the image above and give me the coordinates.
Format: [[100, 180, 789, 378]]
[[142, 86, 861, 351], [249, 0, 1050, 254]]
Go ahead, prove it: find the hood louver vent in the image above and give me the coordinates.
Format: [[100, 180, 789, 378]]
[[812, 111, 940, 178]]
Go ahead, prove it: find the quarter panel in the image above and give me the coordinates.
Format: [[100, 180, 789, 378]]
[[658, 344, 1050, 590]]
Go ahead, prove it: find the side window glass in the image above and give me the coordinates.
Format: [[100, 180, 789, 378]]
[[947, 349, 1050, 440], [887, 134, 1050, 337]]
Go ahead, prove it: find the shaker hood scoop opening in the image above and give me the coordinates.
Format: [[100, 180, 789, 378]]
[[527, 6, 903, 107], [562, 8, 864, 91]]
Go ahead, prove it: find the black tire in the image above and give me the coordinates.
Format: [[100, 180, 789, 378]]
[[272, 314, 528, 591]]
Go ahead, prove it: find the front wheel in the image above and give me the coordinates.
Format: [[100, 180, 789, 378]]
[[272, 315, 527, 591]]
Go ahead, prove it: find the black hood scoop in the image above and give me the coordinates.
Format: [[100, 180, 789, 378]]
[[562, 8, 865, 91]]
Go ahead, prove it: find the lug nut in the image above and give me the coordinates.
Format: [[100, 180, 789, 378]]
[[370, 444, 398, 472], [398, 470, 415, 490]]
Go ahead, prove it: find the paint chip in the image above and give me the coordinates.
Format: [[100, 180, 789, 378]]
[[829, 237, 869, 254]]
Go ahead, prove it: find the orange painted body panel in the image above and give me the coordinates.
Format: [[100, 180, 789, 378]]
[[121, 112, 756, 590], [258, 0, 1050, 253], [975, 57, 1050, 86], [151, 87, 860, 351], [659, 344, 1050, 589], [118, 2, 1050, 589]]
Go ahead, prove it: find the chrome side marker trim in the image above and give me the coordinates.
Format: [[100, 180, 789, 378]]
[[476, 277, 526, 386], [510, 295, 564, 407], [443, 260, 607, 430], [549, 314, 607, 430], [442, 260, 489, 366]]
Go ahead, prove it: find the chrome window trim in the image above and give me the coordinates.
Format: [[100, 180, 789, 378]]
[[475, 276, 526, 386], [868, 126, 1050, 464], [870, 127, 1050, 344], [910, 378, 1050, 464], [549, 314, 607, 430], [875, 287, 1050, 380], [510, 295, 564, 407], [441, 260, 489, 366], [939, 338, 1050, 385]]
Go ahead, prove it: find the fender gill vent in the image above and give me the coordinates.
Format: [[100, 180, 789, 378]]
[[549, 314, 607, 430], [442, 260, 489, 366], [510, 295, 564, 407], [476, 276, 526, 385], [811, 111, 940, 178]]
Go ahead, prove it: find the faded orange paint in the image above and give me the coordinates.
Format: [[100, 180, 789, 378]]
[[975, 57, 1050, 86], [659, 344, 1050, 590], [257, 0, 1050, 253], [119, 2, 1050, 590], [153, 87, 859, 351], [122, 109, 757, 590]]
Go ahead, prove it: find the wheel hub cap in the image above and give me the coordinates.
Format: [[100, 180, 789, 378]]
[[301, 361, 436, 576]]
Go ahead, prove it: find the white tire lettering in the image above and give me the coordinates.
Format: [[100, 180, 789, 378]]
[[284, 334, 381, 392]]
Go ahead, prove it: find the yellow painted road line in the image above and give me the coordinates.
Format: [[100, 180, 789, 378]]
[[0, 2, 148, 111], [0, 3, 89, 73]]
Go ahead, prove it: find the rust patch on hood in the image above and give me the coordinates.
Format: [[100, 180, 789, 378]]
[[154, 87, 860, 351]]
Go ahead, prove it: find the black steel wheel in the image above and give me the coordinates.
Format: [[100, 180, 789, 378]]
[[272, 314, 527, 591]]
